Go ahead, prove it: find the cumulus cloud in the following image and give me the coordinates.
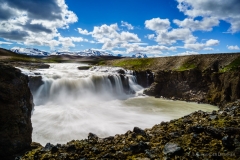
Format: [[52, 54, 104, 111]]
[[0, 0, 78, 50], [145, 18, 170, 32], [178, 51, 199, 56], [155, 28, 197, 45], [145, 18, 197, 45], [147, 34, 155, 40], [206, 39, 219, 46], [227, 45, 240, 50], [0, 0, 62, 21], [121, 43, 176, 54], [176, 0, 240, 33], [121, 21, 134, 30], [184, 39, 219, 50], [173, 17, 219, 31], [79, 23, 141, 50], [78, 28, 91, 35]]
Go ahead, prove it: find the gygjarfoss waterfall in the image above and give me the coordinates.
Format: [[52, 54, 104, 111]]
[[20, 63, 217, 145]]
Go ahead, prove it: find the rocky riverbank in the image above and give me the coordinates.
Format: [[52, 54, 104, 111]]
[[20, 101, 240, 159]]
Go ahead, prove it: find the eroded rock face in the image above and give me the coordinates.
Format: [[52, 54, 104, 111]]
[[144, 69, 240, 107], [134, 70, 154, 88], [0, 64, 33, 159]]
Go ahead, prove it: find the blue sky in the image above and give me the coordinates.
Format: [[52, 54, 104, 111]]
[[0, 0, 239, 56]]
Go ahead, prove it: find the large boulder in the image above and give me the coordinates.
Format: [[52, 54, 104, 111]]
[[0, 64, 33, 159]]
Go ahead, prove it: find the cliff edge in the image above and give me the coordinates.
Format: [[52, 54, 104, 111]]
[[0, 64, 33, 159]]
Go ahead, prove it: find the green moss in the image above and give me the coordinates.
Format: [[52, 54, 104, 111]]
[[176, 63, 196, 71], [211, 119, 226, 127], [220, 56, 240, 72], [98, 60, 106, 65], [110, 58, 155, 70]]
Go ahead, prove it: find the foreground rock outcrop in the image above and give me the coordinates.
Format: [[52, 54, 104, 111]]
[[0, 64, 33, 159]]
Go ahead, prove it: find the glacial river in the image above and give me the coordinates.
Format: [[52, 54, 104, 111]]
[[20, 63, 217, 145]]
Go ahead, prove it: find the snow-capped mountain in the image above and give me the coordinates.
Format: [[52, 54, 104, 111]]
[[132, 53, 148, 58], [11, 47, 113, 57], [11, 47, 50, 56], [83, 49, 113, 56], [50, 49, 113, 56]]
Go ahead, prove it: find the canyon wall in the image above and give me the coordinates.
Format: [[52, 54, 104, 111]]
[[0, 64, 33, 159], [143, 69, 240, 107]]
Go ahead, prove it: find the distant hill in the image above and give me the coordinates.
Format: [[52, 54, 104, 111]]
[[0, 47, 33, 58], [11, 47, 50, 56]]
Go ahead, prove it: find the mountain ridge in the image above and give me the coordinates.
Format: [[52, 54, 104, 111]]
[[10, 47, 113, 57]]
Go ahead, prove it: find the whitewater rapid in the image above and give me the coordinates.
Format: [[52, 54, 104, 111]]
[[20, 63, 217, 145]]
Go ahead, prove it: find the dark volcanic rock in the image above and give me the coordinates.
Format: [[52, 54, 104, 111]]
[[144, 69, 240, 107], [77, 66, 91, 70], [134, 70, 154, 88], [163, 143, 183, 156], [0, 64, 33, 159], [28, 76, 43, 93]]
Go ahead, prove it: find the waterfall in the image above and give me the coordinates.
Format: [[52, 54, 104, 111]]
[[28, 64, 143, 105], [17, 63, 217, 145]]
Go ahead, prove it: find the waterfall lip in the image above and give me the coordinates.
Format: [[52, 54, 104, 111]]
[[17, 63, 144, 106]]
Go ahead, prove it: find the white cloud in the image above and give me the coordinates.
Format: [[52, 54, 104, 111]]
[[184, 39, 219, 50], [206, 39, 219, 46], [156, 28, 197, 45], [78, 28, 91, 35], [176, 0, 240, 33], [131, 43, 148, 46], [121, 21, 134, 30], [80, 23, 141, 50], [203, 47, 214, 51], [121, 43, 176, 54], [178, 51, 199, 56], [145, 18, 170, 32], [147, 34, 155, 40], [0, 41, 12, 45], [173, 17, 219, 31], [0, 0, 78, 50], [57, 36, 88, 50], [227, 45, 240, 50], [145, 18, 197, 45]]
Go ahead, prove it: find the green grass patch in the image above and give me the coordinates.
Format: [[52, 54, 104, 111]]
[[176, 62, 196, 71], [9, 56, 41, 62], [110, 58, 155, 70], [97, 60, 106, 65], [220, 56, 240, 72]]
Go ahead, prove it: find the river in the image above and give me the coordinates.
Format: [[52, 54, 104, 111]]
[[19, 63, 218, 145]]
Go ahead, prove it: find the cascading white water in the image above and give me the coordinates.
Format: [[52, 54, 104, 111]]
[[19, 63, 217, 145]]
